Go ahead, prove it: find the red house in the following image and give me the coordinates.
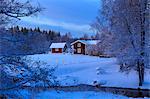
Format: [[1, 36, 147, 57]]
[[71, 40, 99, 54], [50, 43, 67, 53]]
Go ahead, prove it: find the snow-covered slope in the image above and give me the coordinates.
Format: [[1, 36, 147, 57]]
[[29, 54, 150, 89]]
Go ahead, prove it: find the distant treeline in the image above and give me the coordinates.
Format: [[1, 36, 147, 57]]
[[9, 26, 100, 41], [0, 26, 100, 56], [9, 26, 62, 41], [1, 26, 74, 55]]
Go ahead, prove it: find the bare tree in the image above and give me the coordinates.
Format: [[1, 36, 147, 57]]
[[92, 0, 150, 86]]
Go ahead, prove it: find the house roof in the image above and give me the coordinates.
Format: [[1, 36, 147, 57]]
[[50, 43, 66, 48], [71, 40, 100, 45]]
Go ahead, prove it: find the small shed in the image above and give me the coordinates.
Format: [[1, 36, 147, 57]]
[[71, 40, 99, 55], [50, 43, 67, 53]]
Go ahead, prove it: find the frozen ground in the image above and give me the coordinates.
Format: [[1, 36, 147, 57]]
[[35, 91, 149, 99], [28, 53, 150, 89], [20, 89, 149, 99]]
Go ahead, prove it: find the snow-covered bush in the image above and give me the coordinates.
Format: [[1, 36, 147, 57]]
[[96, 67, 107, 75], [0, 56, 59, 98]]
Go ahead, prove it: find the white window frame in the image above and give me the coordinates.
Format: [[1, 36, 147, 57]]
[[77, 43, 81, 47], [77, 48, 81, 53], [55, 48, 59, 51]]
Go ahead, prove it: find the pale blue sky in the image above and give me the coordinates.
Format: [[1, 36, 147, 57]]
[[18, 0, 100, 37]]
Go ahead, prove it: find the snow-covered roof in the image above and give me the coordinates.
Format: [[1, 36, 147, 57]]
[[71, 40, 100, 45], [82, 40, 99, 45], [50, 43, 66, 48]]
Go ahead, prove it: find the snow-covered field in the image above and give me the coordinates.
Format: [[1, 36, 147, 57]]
[[29, 53, 150, 89]]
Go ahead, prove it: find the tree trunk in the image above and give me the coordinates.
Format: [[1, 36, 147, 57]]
[[138, 0, 147, 86], [138, 60, 144, 86], [139, 30, 145, 86]]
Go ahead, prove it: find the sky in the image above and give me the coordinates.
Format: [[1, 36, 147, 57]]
[[17, 0, 100, 37]]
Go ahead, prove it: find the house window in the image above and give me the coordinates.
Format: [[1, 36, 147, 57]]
[[77, 48, 81, 53], [77, 43, 81, 47], [55, 48, 59, 51]]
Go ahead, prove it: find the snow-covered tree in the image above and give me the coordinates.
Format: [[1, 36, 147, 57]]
[[0, 0, 41, 26], [0, 0, 59, 98], [86, 44, 99, 56], [0, 56, 59, 98], [61, 32, 72, 42], [92, 0, 150, 86], [95, 32, 101, 40], [82, 34, 89, 40]]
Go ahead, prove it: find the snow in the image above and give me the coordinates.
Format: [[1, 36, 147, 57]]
[[50, 43, 66, 48], [20, 90, 148, 99], [28, 54, 150, 89], [35, 91, 129, 99], [71, 40, 99, 45], [84, 40, 100, 45]]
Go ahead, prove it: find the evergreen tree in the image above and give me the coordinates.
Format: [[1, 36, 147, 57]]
[[37, 27, 41, 32]]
